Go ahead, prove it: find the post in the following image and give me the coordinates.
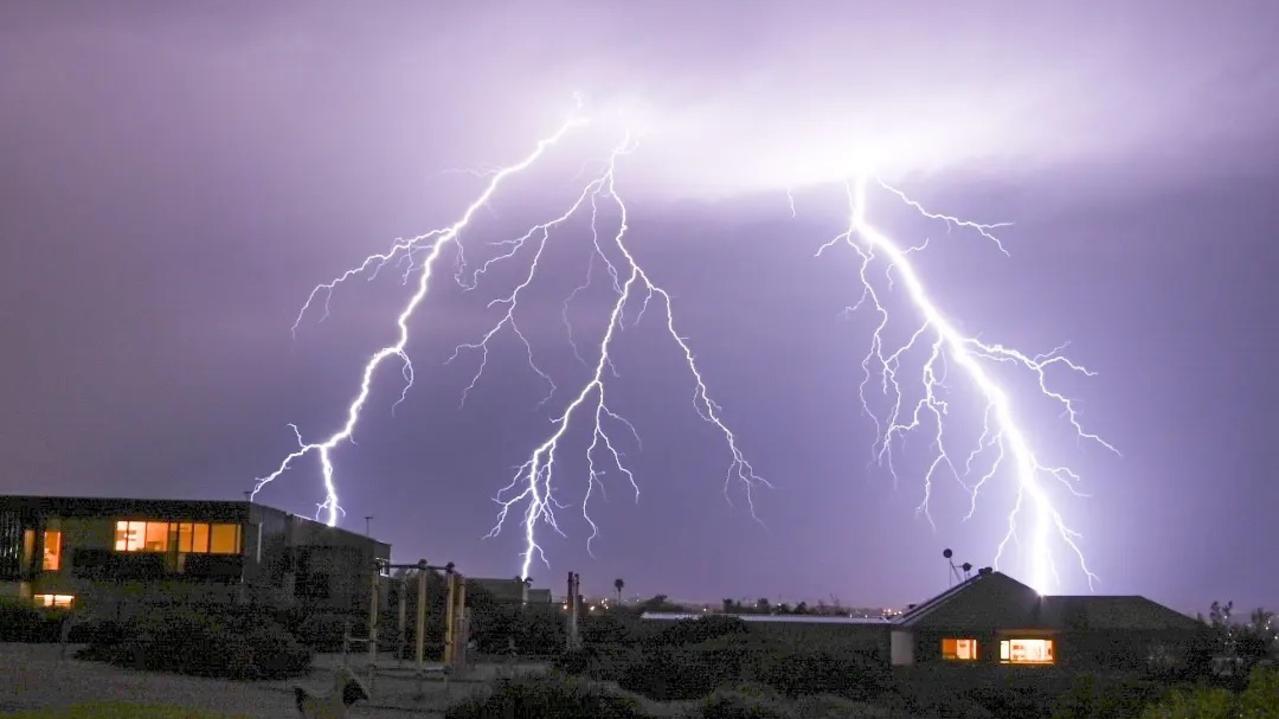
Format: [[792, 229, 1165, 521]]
[[368, 559, 380, 671], [565, 572, 580, 651], [444, 570, 457, 665], [415, 560, 427, 671], [453, 576, 468, 670], [397, 574, 408, 665]]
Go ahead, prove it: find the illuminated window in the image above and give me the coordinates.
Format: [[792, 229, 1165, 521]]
[[42, 531, 62, 571], [209, 524, 240, 554], [113, 520, 239, 555], [1000, 638, 1055, 664], [193, 523, 209, 553], [33, 594, 75, 609], [941, 638, 979, 661]]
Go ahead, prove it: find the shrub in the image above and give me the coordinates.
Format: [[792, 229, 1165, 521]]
[[1052, 674, 1171, 719], [3, 703, 239, 718], [792, 695, 891, 719], [1136, 666, 1279, 719], [748, 646, 889, 701], [647, 615, 749, 649], [445, 673, 649, 719], [0, 601, 68, 642], [555, 644, 644, 682], [699, 684, 791, 719], [78, 606, 310, 680], [292, 612, 357, 652], [619, 646, 746, 700]]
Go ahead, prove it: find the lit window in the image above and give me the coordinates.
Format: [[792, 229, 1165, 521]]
[[42, 531, 62, 571], [114, 520, 240, 555], [209, 524, 240, 554], [144, 522, 169, 552], [192, 523, 209, 553], [33, 594, 75, 609], [1000, 638, 1055, 664], [942, 638, 979, 661]]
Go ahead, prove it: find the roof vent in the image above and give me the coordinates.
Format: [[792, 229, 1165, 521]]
[[978, 566, 993, 575]]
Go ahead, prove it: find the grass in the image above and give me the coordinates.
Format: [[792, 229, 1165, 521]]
[[3, 703, 246, 719]]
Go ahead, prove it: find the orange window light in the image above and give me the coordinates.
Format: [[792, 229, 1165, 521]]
[[42, 530, 62, 571]]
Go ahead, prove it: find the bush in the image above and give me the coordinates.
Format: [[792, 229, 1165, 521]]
[[3, 703, 239, 718], [749, 646, 889, 701], [699, 684, 791, 719], [0, 601, 69, 642], [619, 646, 746, 700], [647, 615, 749, 649], [1136, 666, 1279, 719], [792, 695, 890, 719], [555, 644, 644, 682], [1052, 674, 1171, 719], [292, 612, 357, 652], [78, 606, 310, 680], [445, 673, 649, 719]]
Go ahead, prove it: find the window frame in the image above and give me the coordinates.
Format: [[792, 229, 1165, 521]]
[[42, 530, 62, 571], [112, 519, 240, 555], [33, 593, 75, 609], [999, 637, 1056, 665], [941, 637, 980, 661]]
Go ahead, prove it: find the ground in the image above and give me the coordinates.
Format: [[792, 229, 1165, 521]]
[[0, 643, 543, 718]]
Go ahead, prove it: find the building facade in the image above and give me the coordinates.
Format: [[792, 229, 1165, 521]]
[[644, 568, 1201, 671], [888, 568, 1202, 669], [0, 495, 390, 615]]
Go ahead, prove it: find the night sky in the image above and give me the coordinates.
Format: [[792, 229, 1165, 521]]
[[3, 3, 1277, 612]]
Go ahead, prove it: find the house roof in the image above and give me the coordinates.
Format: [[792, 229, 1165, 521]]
[[642, 612, 891, 625], [895, 569, 1199, 632]]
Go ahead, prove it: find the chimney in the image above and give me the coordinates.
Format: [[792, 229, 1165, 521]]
[[978, 566, 993, 575]]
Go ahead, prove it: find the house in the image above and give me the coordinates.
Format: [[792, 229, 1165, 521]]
[[643, 567, 1202, 670], [889, 567, 1202, 669], [0, 495, 390, 615], [467, 577, 553, 605]]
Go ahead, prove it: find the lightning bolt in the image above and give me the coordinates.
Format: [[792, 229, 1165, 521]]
[[251, 113, 587, 526], [819, 174, 1115, 593], [252, 112, 764, 580], [483, 136, 769, 580]]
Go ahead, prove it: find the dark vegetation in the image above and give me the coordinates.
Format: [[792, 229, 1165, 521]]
[[539, 600, 1279, 719], [75, 605, 310, 679], [0, 600, 71, 642], [7, 586, 1278, 716]]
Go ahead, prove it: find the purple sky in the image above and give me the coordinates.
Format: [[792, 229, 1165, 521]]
[[2, 2, 1277, 611]]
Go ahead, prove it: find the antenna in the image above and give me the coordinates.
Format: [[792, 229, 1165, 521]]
[[962, 562, 973, 580], [943, 548, 961, 586]]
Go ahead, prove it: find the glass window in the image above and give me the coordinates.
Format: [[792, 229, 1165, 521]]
[[209, 524, 240, 554], [1000, 638, 1055, 664], [942, 638, 979, 661], [114, 520, 170, 552], [144, 522, 170, 552], [192, 523, 209, 553], [178, 523, 193, 553], [33, 594, 75, 608], [42, 531, 62, 571]]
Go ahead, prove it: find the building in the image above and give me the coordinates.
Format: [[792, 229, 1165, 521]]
[[467, 577, 553, 605], [644, 568, 1202, 670], [0, 495, 390, 615], [888, 567, 1202, 669]]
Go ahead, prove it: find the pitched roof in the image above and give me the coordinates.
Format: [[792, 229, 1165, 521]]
[[1039, 595, 1201, 631], [895, 570, 1198, 632]]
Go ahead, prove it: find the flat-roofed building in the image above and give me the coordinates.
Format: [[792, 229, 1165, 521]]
[[0, 495, 389, 615]]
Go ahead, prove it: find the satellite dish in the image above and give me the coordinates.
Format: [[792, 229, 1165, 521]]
[[962, 562, 973, 572], [943, 548, 953, 559]]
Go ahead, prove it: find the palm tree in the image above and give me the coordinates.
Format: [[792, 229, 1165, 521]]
[[614, 578, 625, 606]]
